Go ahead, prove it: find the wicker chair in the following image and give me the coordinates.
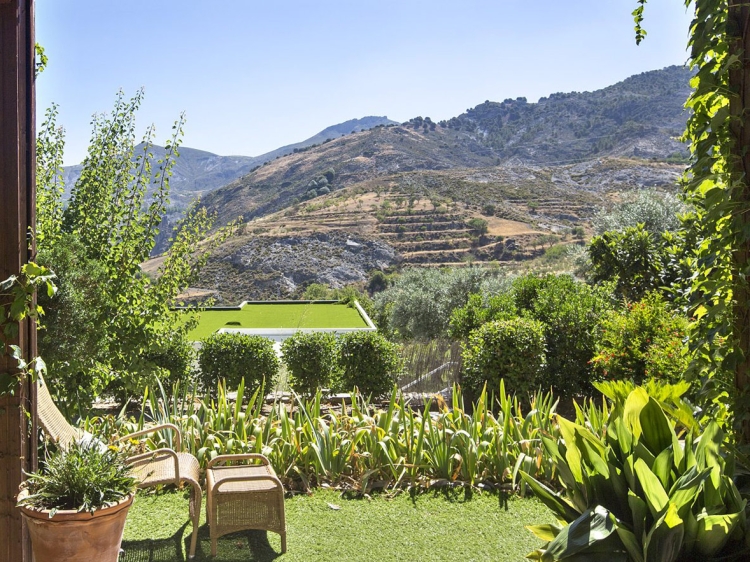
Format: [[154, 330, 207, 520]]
[[206, 454, 287, 556], [36, 376, 202, 559]]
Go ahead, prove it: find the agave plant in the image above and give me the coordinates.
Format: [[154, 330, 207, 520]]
[[521, 385, 749, 562]]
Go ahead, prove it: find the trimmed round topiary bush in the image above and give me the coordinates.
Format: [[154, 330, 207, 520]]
[[337, 331, 403, 398], [198, 333, 279, 394], [461, 317, 546, 399], [281, 331, 338, 396], [146, 332, 197, 389]]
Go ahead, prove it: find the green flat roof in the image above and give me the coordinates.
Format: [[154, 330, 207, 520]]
[[184, 302, 370, 340]]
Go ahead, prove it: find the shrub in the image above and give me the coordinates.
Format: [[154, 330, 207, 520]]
[[302, 283, 334, 300], [467, 217, 489, 234], [366, 269, 391, 294], [521, 384, 747, 561], [448, 292, 516, 340], [281, 332, 338, 396], [198, 333, 279, 393], [146, 331, 197, 388], [542, 243, 568, 262], [591, 292, 689, 384], [461, 317, 546, 399], [337, 331, 403, 397], [512, 274, 614, 396]]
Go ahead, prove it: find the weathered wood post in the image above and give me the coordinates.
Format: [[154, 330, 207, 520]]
[[0, 1, 36, 561]]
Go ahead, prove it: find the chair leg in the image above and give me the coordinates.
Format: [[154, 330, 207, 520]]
[[279, 494, 287, 553], [188, 481, 201, 559]]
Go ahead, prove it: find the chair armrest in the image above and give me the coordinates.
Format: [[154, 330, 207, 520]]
[[207, 453, 270, 470], [127, 448, 181, 485], [119, 423, 182, 451]]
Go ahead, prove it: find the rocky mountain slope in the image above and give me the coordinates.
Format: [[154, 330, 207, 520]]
[[442, 66, 692, 163], [171, 157, 683, 303], [61, 116, 396, 208], [199, 66, 691, 230], [140, 66, 693, 302]]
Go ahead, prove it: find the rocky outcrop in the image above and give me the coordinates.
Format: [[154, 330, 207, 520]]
[[198, 232, 398, 303]]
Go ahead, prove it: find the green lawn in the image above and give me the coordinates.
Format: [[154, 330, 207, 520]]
[[185, 303, 369, 340], [121, 489, 554, 561]]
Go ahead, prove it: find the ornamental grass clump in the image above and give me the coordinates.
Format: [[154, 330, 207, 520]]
[[18, 441, 136, 516]]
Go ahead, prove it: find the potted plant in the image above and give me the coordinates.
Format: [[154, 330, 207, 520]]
[[16, 440, 137, 562]]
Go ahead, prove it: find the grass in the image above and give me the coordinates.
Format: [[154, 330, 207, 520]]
[[185, 302, 369, 340], [121, 489, 555, 561]]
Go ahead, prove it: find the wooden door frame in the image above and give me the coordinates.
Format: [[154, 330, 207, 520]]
[[0, 1, 36, 561]]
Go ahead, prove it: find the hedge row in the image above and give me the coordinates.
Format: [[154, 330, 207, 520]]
[[164, 331, 404, 398]]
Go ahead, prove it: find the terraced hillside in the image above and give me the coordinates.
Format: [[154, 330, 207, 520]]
[[169, 157, 684, 302], [140, 66, 694, 301], [199, 122, 500, 229], [199, 66, 692, 233]]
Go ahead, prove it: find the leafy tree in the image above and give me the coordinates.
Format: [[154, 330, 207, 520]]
[[588, 221, 697, 303], [448, 292, 517, 340], [452, 274, 614, 396], [516, 274, 614, 395], [35, 92, 233, 411], [588, 225, 662, 301], [592, 189, 686, 235], [373, 267, 496, 340], [467, 218, 489, 235]]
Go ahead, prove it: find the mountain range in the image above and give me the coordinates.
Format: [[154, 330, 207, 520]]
[[136, 66, 694, 301], [62, 116, 397, 209]]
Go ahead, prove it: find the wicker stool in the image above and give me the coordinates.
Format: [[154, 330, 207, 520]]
[[206, 454, 287, 557]]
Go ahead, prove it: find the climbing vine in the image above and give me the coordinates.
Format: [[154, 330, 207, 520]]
[[636, 1, 750, 436]]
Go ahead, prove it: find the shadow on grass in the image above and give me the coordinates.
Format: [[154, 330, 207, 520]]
[[120, 523, 283, 562]]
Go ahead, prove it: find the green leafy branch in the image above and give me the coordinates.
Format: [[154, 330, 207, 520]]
[[0, 262, 56, 395]]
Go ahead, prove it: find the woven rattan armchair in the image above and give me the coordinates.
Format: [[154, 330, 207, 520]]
[[206, 454, 287, 556], [36, 376, 202, 558]]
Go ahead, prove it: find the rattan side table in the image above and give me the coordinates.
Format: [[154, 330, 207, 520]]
[[206, 454, 287, 557]]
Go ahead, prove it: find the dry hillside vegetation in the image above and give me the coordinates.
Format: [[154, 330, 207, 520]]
[[176, 157, 683, 302]]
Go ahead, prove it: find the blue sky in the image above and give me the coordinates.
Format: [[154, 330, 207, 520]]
[[37, 1, 693, 165]]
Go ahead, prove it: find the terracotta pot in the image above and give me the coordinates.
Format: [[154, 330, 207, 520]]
[[17, 489, 134, 562]]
